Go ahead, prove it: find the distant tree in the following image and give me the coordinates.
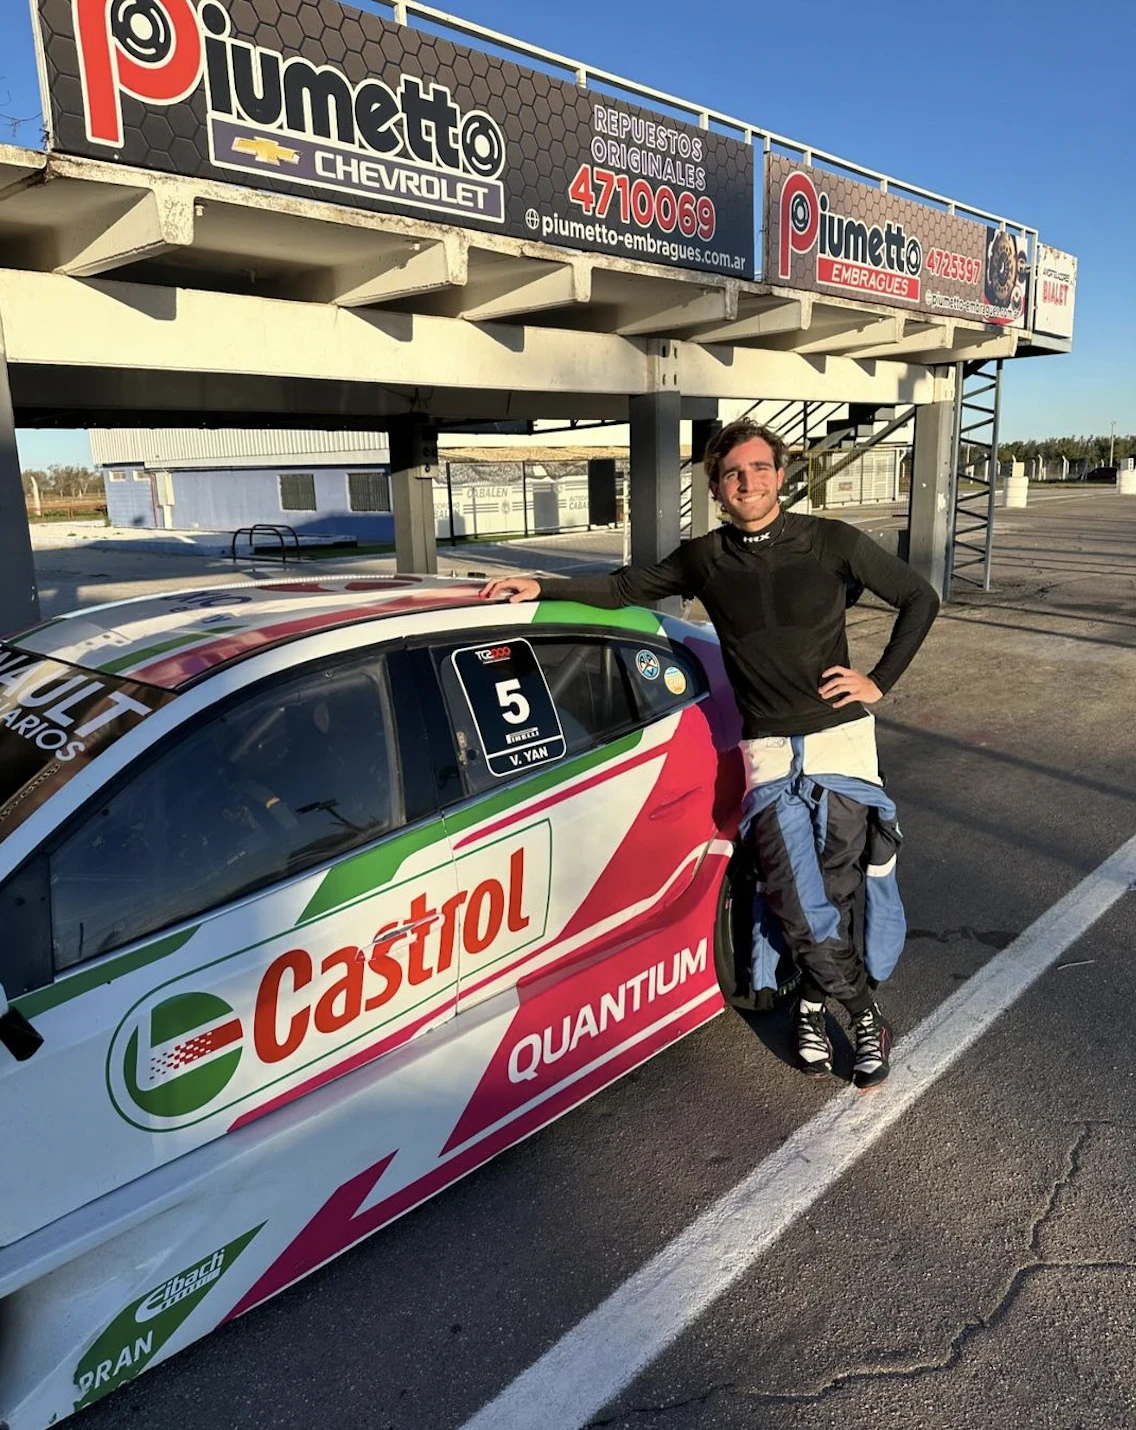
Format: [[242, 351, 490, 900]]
[[1001, 432, 1134, 467], [21, 463, 104, 499]]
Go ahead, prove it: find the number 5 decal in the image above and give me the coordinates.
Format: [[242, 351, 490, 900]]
[[496, 679, 530, 724]]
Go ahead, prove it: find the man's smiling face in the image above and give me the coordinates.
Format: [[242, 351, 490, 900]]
[[711, 435, 786, 532]]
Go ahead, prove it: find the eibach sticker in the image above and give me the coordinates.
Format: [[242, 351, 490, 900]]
[[451, 639, 566, 777]]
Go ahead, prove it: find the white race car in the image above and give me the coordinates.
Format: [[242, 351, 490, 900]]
[[0, 576, 754, 1429]]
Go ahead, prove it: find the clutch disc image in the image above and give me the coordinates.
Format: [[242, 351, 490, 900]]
[[986, 230, 1018, 307]]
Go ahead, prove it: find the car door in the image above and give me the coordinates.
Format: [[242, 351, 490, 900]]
[[419, 627, 723, 1006], [0, 646, 461, 1249], [405, 625, 725, 1152]]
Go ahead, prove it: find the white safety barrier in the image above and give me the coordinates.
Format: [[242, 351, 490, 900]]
[[1004, 460, 1029, 508]]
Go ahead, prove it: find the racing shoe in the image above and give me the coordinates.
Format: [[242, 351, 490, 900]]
[[794, 997, 832, 1077], [851, 1003, 892, 1090]]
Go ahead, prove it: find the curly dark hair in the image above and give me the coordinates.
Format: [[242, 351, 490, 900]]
[[702, 420, 788, 490]]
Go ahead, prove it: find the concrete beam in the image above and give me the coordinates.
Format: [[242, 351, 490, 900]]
[[325, 234, 468, 308], [614, 283, 737, 337], [8, 364, 638, 424], [688, 297, 808, 345], [56, 185, 196, 278], [766, 314, 898, 353], [0, 269, 940, 408], [787, 316, 904, 356], [930, 330, 1019, 365], [443, 258, 591, 322], [853, 320, 954, 361], [0, 145, 47, 201], [678, 339, 937, 405]]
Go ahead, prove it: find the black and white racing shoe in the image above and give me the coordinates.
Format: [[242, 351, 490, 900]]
[[852, 1003, 893, 1089], [794, 997, 833, 1077]]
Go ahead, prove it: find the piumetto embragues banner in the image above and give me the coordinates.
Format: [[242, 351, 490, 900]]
[[33, 0, 755, 279], [765, 154, 1028, 327]]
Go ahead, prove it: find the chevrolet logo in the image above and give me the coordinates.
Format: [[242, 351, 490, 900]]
[[232, 136, 301, 167]]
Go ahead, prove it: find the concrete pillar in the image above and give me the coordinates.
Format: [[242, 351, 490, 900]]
[[388, 416, 438, 575], [0, 313, 39, 636], [908, 398, 954, 599], [629, 391, 682, 614], [1119, 460, 1136, 496], [1005, 460, 1028, 508], [688, 415, 721, 539]]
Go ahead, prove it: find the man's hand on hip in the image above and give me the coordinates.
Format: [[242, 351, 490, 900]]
[[820, 666, 883, 708]]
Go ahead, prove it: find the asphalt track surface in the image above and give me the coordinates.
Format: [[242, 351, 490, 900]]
[[32, 487, 1136, 1430]]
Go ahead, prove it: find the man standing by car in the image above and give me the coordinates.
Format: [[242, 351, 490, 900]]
[[480, 418, 939, 1089]]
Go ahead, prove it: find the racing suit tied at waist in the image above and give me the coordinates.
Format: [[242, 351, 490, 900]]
[[738, 718, 906, 996]]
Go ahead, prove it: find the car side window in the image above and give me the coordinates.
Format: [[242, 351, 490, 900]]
[[49, 659, 398, 969], [435, 634, 638, 796], [533, 639, 638, 753], [617, 639, 708, 721]]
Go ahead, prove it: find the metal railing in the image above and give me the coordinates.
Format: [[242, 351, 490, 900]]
[[230, 523, 301, 562], [379, 0, 1039, 261]]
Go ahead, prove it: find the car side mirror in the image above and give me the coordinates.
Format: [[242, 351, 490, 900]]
[[0, 982, 44, 1062]]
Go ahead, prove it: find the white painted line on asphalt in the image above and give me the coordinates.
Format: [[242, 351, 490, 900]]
[[458, 831, 1136, 1430]]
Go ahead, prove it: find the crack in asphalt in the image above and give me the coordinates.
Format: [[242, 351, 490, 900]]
[[583, 1383, 735, 1427], [907, 926, 1018, 950], [595, 1123, 1134, 1422]]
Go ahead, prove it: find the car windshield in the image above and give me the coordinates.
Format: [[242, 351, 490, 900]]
[[0, 643, 174, 839]]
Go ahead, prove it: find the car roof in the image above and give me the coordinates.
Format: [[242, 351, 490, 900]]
[[12, 576, 494, 690]]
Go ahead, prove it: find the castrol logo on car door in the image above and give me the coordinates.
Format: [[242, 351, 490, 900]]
[[108, 822, 551, 1131]]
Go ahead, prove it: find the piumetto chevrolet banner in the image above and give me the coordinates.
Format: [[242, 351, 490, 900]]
[[766, 154, 1029, 327], [31, 0, 755, 279]]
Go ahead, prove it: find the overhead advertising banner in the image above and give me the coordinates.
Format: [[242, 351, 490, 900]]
[[1033, 244, 1077, 339], [31, 0, 754, 279], [766, 154, 1029, 327]]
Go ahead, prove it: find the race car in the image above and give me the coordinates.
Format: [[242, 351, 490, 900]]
[[0, 575, 751, 1429]]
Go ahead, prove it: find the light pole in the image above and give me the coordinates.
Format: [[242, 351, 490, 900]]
[[1109, 420, 1116, 468]]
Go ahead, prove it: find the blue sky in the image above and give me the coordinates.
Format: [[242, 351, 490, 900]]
[[4, 0, 1132, 465]]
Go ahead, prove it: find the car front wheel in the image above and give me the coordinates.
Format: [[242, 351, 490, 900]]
[[713, 848, 800, 1012]]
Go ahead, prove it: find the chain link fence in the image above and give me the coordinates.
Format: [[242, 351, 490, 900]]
[[802, 446, 905, 508], [434, 460, 627, 541]]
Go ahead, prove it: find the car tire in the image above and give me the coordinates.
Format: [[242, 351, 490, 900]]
[[713, 848, 800, 1012]]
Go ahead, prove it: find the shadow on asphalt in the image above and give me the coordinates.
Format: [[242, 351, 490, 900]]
[[728, 1000, 860, 1085]]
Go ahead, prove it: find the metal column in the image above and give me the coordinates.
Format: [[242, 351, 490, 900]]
[[388, 416, 438, 575], [629, 390, 682, 613], [908, 397, 955, 599], [687, 415, 721, 539], [0, 313, 39, 635]]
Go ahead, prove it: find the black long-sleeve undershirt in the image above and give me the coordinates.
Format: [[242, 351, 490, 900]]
[[545, 514, 940, 738]]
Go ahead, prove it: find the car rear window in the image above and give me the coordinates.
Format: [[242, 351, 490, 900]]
[[0, 643, 174, 838]]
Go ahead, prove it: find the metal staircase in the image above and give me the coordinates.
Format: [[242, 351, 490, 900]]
[[945, 360, 1003, 591], [679, 399, 915, 536]]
